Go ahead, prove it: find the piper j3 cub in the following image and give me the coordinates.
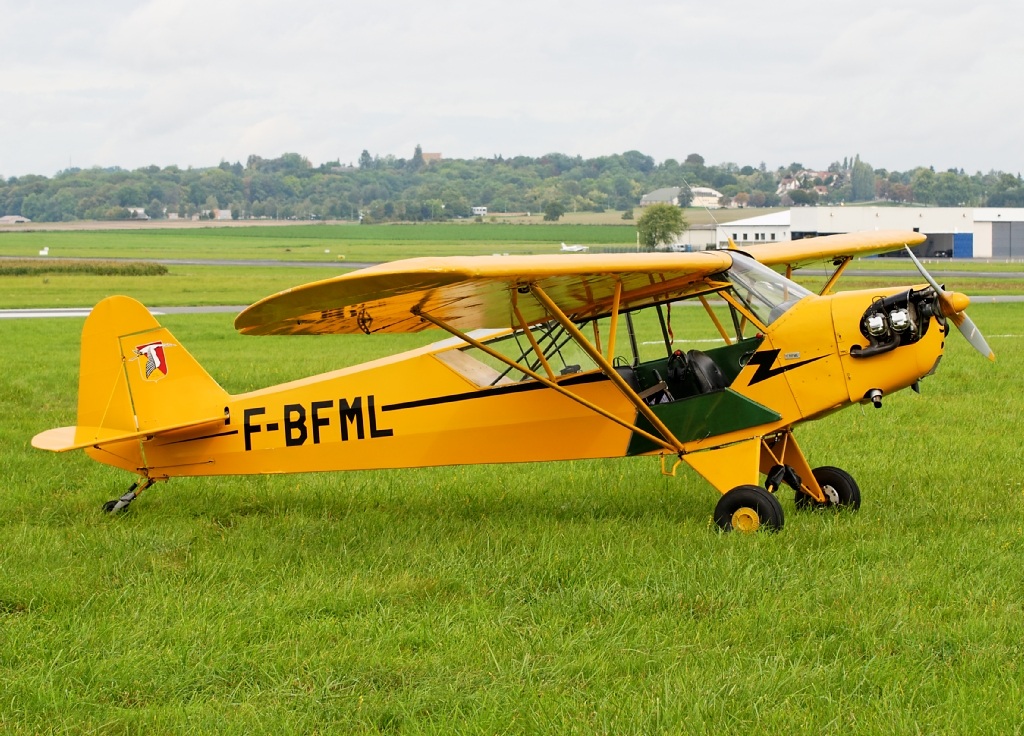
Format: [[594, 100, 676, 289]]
[[33, 230, 993, 532]]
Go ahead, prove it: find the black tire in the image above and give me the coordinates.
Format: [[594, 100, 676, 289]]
[[714, 484, 784, 533], [795, 466, 861, 511]]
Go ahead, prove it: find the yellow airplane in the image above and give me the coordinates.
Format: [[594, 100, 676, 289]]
[[32, 230, 993, 532]]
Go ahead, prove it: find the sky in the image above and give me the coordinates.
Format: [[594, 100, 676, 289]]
[[2, 0, 1022, 178]]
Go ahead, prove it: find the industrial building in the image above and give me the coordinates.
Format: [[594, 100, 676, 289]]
[[716, 207, 1024, 258]]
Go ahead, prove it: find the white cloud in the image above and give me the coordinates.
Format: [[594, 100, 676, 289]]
[[1, 0, 1023, 177]]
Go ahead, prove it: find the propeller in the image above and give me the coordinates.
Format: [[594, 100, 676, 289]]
[[904, 246, 995, 361]]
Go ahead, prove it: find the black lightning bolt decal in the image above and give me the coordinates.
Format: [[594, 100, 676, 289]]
[[745, 349, 825, 386]]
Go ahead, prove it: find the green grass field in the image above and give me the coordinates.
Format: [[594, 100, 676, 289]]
[[3, 296, 1024, 732], [0, 264, 351, 309], [3, 221, 1024, 310], [2, 224, 1024, 733], [0, 223, 640, 263]]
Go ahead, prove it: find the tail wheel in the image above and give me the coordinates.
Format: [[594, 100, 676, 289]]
[[795, 466, 861, 511], [714, 485, 784, 533]]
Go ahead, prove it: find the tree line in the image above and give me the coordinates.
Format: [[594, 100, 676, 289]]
[[2, 147, 1023, 224]]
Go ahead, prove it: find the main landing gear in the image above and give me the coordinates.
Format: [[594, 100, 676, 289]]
[[102, 478, 156, 513], [795, 466, 861, 511], [713, 465, 861, 533], [715, 485, 784, 532]]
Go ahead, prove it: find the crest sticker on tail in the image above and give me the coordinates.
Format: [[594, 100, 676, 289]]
[[132, 341, 176, 381]]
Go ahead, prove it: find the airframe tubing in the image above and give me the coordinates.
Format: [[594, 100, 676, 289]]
[[529, 285, 684, 453], [414, 310, 677, 454], [819, 257, 851, 296], [719, 290, 765, 333], [698, 295, 732, 345], [606, 280, 622, 362], [512, 301, 555, 380]]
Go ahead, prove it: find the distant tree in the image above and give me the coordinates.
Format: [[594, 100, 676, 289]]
[[409, 145, 425, 172], [637, 203, 687, 250], [789, 189, 818, 205], [145, 198, 164, 219], [890, 183, 913, 203], [621, 207, 634, 220], [933, 171, 972, 206], [910, 167, 937, 204], [621, 150, 655, 174], [358, 150, 373, 170], [543, 200, 567, 221], [850, 155, 875, 201], [684, 153, 705, 166]]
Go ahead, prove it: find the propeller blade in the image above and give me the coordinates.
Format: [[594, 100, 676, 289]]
[[903, 245, 944, 293], [903, 246, 994, 361], [951, 310, 996, 362]]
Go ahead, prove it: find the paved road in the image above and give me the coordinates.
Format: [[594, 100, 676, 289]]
[[0, 305, 246, 319], [6, 254, 1024, 279], [4, 254, 1024, 320], [5, 296, 1024, 320]]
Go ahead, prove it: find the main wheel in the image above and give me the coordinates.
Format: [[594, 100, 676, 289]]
[[795, 466, 861, 511], [714, 485, 784, 533]]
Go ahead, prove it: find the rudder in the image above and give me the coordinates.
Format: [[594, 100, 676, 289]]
[[33, 296, 230, 452], [80, 296, 228, 436]]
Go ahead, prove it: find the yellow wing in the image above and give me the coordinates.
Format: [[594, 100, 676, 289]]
[[741, 230, 926, 271], [235, 252, 734, 336]]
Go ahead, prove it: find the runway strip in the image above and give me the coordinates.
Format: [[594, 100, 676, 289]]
[[0, 305, 246, 319], [3, 296, 1023, 321]]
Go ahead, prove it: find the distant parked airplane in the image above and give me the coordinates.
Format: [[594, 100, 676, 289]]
[[560, 243, 588, 253]]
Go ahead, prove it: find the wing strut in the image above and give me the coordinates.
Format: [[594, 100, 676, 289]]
[[414, 309, 679, 454], [528, 285, 684, 453], [512, 304, 556, 380], [819, 256, 851, 296]]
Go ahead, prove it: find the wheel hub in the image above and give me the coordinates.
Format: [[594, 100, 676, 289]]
[[731, 507, 761, 532], [823, 484, 840, 505]]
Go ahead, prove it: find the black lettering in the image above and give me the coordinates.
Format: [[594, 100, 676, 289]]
[[243, 407, 265, 451], [311, 400, 333, 443], [284, 404, 308, 446], [367, 395, 394, 438], [338, 397, 364, 441]]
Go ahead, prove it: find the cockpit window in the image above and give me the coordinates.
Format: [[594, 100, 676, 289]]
[[725, 255, 812, 326]]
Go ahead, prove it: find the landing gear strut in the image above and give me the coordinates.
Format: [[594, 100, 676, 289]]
[[102, 478, 156, 513], [795, 466, 861, 511]]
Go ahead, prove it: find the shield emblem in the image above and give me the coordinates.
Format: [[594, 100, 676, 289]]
[[133, 341, 175, 381]]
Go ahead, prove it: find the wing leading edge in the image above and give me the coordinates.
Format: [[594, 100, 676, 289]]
[[741, 229, 927, 271], [235, 230, 927, 337], [235, 252, 735, 336]]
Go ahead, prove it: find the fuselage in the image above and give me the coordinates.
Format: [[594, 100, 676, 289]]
[[87, 283, 949, 480]]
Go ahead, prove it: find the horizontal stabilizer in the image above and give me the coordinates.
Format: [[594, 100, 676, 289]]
[[33, 295, 230, 459], [32, 414, 226, 453]]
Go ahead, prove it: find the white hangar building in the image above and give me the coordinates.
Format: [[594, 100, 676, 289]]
[[716, 207, 1024, 258]]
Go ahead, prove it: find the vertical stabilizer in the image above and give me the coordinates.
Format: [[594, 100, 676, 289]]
[[70, 296, 228, 446]]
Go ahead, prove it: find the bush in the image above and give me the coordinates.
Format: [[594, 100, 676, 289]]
[[0, 259, 168, 276]]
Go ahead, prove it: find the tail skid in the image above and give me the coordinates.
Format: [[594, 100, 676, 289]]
[[32, 296, 229, 456]]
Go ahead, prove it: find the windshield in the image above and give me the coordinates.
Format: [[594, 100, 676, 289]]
[[725, 255, 812, 326]]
